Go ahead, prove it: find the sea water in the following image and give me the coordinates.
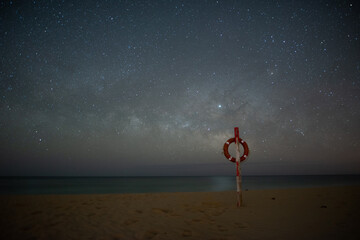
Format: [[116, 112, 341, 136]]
[[1, 175, 360, 195]]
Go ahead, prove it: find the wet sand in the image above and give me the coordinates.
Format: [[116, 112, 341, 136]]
[[1, 186, 359, 240]]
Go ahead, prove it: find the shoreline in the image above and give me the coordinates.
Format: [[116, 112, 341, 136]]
[[2, 183, 360, 196], [1, 186, 360, 239], [2, 175, 360, 195]]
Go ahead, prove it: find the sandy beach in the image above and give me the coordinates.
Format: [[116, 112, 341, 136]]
[[1, 186, 359, 240]]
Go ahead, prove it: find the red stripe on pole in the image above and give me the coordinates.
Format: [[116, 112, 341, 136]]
[[236, 162, 239, 176], [234, 127, 239, 143]]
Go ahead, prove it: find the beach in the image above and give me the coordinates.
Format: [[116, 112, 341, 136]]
[[1, 186, 359, 240]]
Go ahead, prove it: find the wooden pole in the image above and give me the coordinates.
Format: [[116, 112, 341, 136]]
[[234, 127, 242, 207]]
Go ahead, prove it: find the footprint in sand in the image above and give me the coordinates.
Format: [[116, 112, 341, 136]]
[[182, 230, 192, 237], [217, 225, 227, 232], [112, 233, 125, 240], [46, 222, 60, 228], [143, 230, 159, 239], [184, 207, 197, 213], [31, 211, 43, 215], [22, 225, 34, 231], [152, 208, 171, 214], [234, 222, 249, 229], [123, 219, 139, 226], [201, 201, 222, 208], [170, 212, 181, 216], [192, 218, 202, 223], [210, 210, 225, 216]]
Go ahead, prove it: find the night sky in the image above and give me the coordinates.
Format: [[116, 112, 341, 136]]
[[1, 0, 359, 176]]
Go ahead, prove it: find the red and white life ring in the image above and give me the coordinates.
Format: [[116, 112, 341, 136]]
[[223, 138, 249, 162]]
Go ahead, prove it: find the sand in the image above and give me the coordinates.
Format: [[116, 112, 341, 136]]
[[1, 186, 359, 240]]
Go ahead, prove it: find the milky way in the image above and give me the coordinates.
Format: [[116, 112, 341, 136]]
[[1, 0, 359, 176]]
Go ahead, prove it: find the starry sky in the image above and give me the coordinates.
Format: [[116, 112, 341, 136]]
[[0, 0, 359, 176]]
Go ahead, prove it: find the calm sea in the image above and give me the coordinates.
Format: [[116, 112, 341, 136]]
[[1, 175, 360, 195]]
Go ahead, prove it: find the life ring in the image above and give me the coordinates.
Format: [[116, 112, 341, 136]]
[[223, 138, 249, 162]]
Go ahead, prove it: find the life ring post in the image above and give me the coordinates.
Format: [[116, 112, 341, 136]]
[[234, 127, 242, 207], [222, 127, 249, 207]]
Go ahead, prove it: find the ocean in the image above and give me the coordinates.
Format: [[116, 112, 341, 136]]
[[1, 175, 360, 195]]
